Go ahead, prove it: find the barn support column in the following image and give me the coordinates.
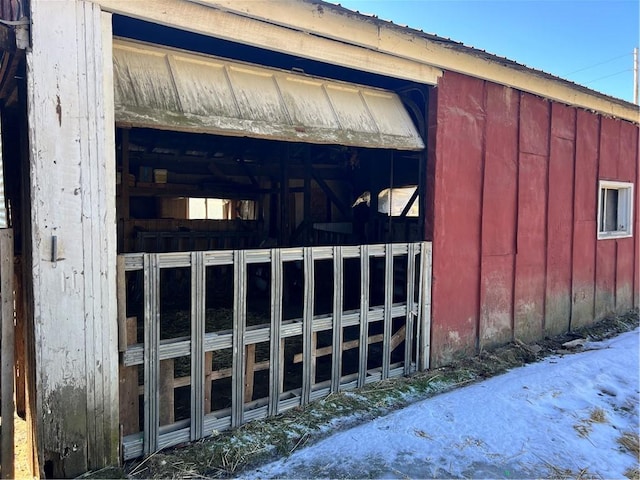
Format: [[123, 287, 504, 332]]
[[26, 1, 118, 476]]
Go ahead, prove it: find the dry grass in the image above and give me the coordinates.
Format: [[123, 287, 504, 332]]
[[618, 431, 640, 457], [80, 309, 639, 479], [624, 466, 640, 480], [573, 422, 593, 439], [589, 407, 607, 423]]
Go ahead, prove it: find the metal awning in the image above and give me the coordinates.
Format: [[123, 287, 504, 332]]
[[112, 40, 424, 151]]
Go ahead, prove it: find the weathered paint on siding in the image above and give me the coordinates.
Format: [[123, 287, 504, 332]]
[[428, 72, 484, 361], [429, 71, 639, 367], [27, 0, 118, 476]]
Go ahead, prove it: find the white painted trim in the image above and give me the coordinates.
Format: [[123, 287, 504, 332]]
[[95, 0, 442, 85], [597, 180, 634, 240], [92, 0, 639, 123]]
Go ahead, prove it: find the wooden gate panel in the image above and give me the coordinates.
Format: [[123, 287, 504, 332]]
[[118, 242, 431, 460]]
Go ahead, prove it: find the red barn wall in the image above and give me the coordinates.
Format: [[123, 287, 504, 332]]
[[428, 71, 639, 367]]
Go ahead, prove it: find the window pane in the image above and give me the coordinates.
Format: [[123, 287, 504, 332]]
[[604, 189, 618, 232]]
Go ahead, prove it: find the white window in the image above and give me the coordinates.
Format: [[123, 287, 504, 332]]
[[597, 181, 634, 239]]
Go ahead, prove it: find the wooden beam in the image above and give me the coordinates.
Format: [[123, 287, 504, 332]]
[[312, 172, 350, 219], [95, 0, 442, 86], [1, 229, 15, 480], [293, 332, 384, 364]]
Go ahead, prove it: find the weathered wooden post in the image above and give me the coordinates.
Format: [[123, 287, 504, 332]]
[[26, 1, 118, 475]]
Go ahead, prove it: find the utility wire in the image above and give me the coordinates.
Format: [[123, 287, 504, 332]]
[[583, 68, 633, 85], [562, 52, 632, 76]]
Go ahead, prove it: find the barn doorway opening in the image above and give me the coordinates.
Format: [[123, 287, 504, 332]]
[[113, 36, 430, 460]]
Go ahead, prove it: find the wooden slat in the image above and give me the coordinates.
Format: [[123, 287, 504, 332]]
[[119, 317, 139, 436], [331, 246, 343, 393], [244, 343, 256, 402], [358, 245, 369, 387], [204, 352, 213, 414], [418, 242, 432, 371], [268, 248, 282, 417], [404, 243, 417, 375], [293, 333, 384, 364], [159, 359, 175, 426], [389, 325, 406, 352], [301, 247, 314, 403], [143, 254, 160, 454], [116, 255, 127, 352], [382, 244, 393, 379], [13, 257, 25, 418], [231, 250, 246, 427], [190, 251, 205, 440], [124, 241, 432, 461], [1, 229, 15, 480]]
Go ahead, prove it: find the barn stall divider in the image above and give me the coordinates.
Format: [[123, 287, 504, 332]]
[[117, 241, 432, 460]]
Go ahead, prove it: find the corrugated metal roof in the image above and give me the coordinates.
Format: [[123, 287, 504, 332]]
[[112, 40, 424, 151]]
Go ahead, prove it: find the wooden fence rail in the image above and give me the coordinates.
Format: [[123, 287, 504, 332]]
[[117, 242, 432, 460]]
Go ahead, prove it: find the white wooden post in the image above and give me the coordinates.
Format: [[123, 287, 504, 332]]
[[26, 0, 118, 475]]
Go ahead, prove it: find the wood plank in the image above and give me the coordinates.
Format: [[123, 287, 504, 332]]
[[116, 256, 127, 352], [268, 248, 282, 417], [293, 333, 384, 363], [231, 250, 246, 427], [331, 246, 343, 393], [1, 229, 15, 480], [190, 251, 205, 440], [244, 343, 256, 402], [358, 246, 369, 387], [301, 247, 314, 403], [159, 359, 175, 426], [389, 325, 406, 352], [13, 257, 25, 418], [204, 352, 213, 414], [143, 254, 160, 454], [382, 245, 393, 379], [119, 317, 139, 436]]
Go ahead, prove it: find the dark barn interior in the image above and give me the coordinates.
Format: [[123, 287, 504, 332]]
[[112, 14, 430, 451]]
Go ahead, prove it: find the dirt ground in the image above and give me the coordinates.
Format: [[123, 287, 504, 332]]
[[80, 309, 638, 479]]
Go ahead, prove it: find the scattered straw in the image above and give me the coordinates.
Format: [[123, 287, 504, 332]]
[[618, 431, 640, 458], [589, 407, 607, 424]]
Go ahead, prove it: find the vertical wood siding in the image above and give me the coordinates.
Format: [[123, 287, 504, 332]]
[[26, 1, 118, 475], [429, 71, 639, 367]]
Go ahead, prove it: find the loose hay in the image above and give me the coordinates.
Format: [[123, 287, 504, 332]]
[[618, 431, 640, 458]]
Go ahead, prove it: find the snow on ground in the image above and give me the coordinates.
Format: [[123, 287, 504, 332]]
[[243, 329, 640, 479]]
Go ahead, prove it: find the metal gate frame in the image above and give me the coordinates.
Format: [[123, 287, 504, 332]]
[[118, 241, 432, 459]]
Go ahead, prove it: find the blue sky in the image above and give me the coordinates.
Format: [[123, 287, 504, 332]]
[[330, 1, 639, 103]]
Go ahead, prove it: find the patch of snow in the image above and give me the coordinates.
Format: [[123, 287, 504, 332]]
[[242, 329, 640, 479]]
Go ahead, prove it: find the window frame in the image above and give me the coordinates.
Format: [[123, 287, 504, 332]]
[[597, 180, 634, 240]]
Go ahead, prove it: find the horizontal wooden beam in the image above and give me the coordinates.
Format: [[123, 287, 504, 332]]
[[95, 0, 637, 122], [96, 0, 441, 85]]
